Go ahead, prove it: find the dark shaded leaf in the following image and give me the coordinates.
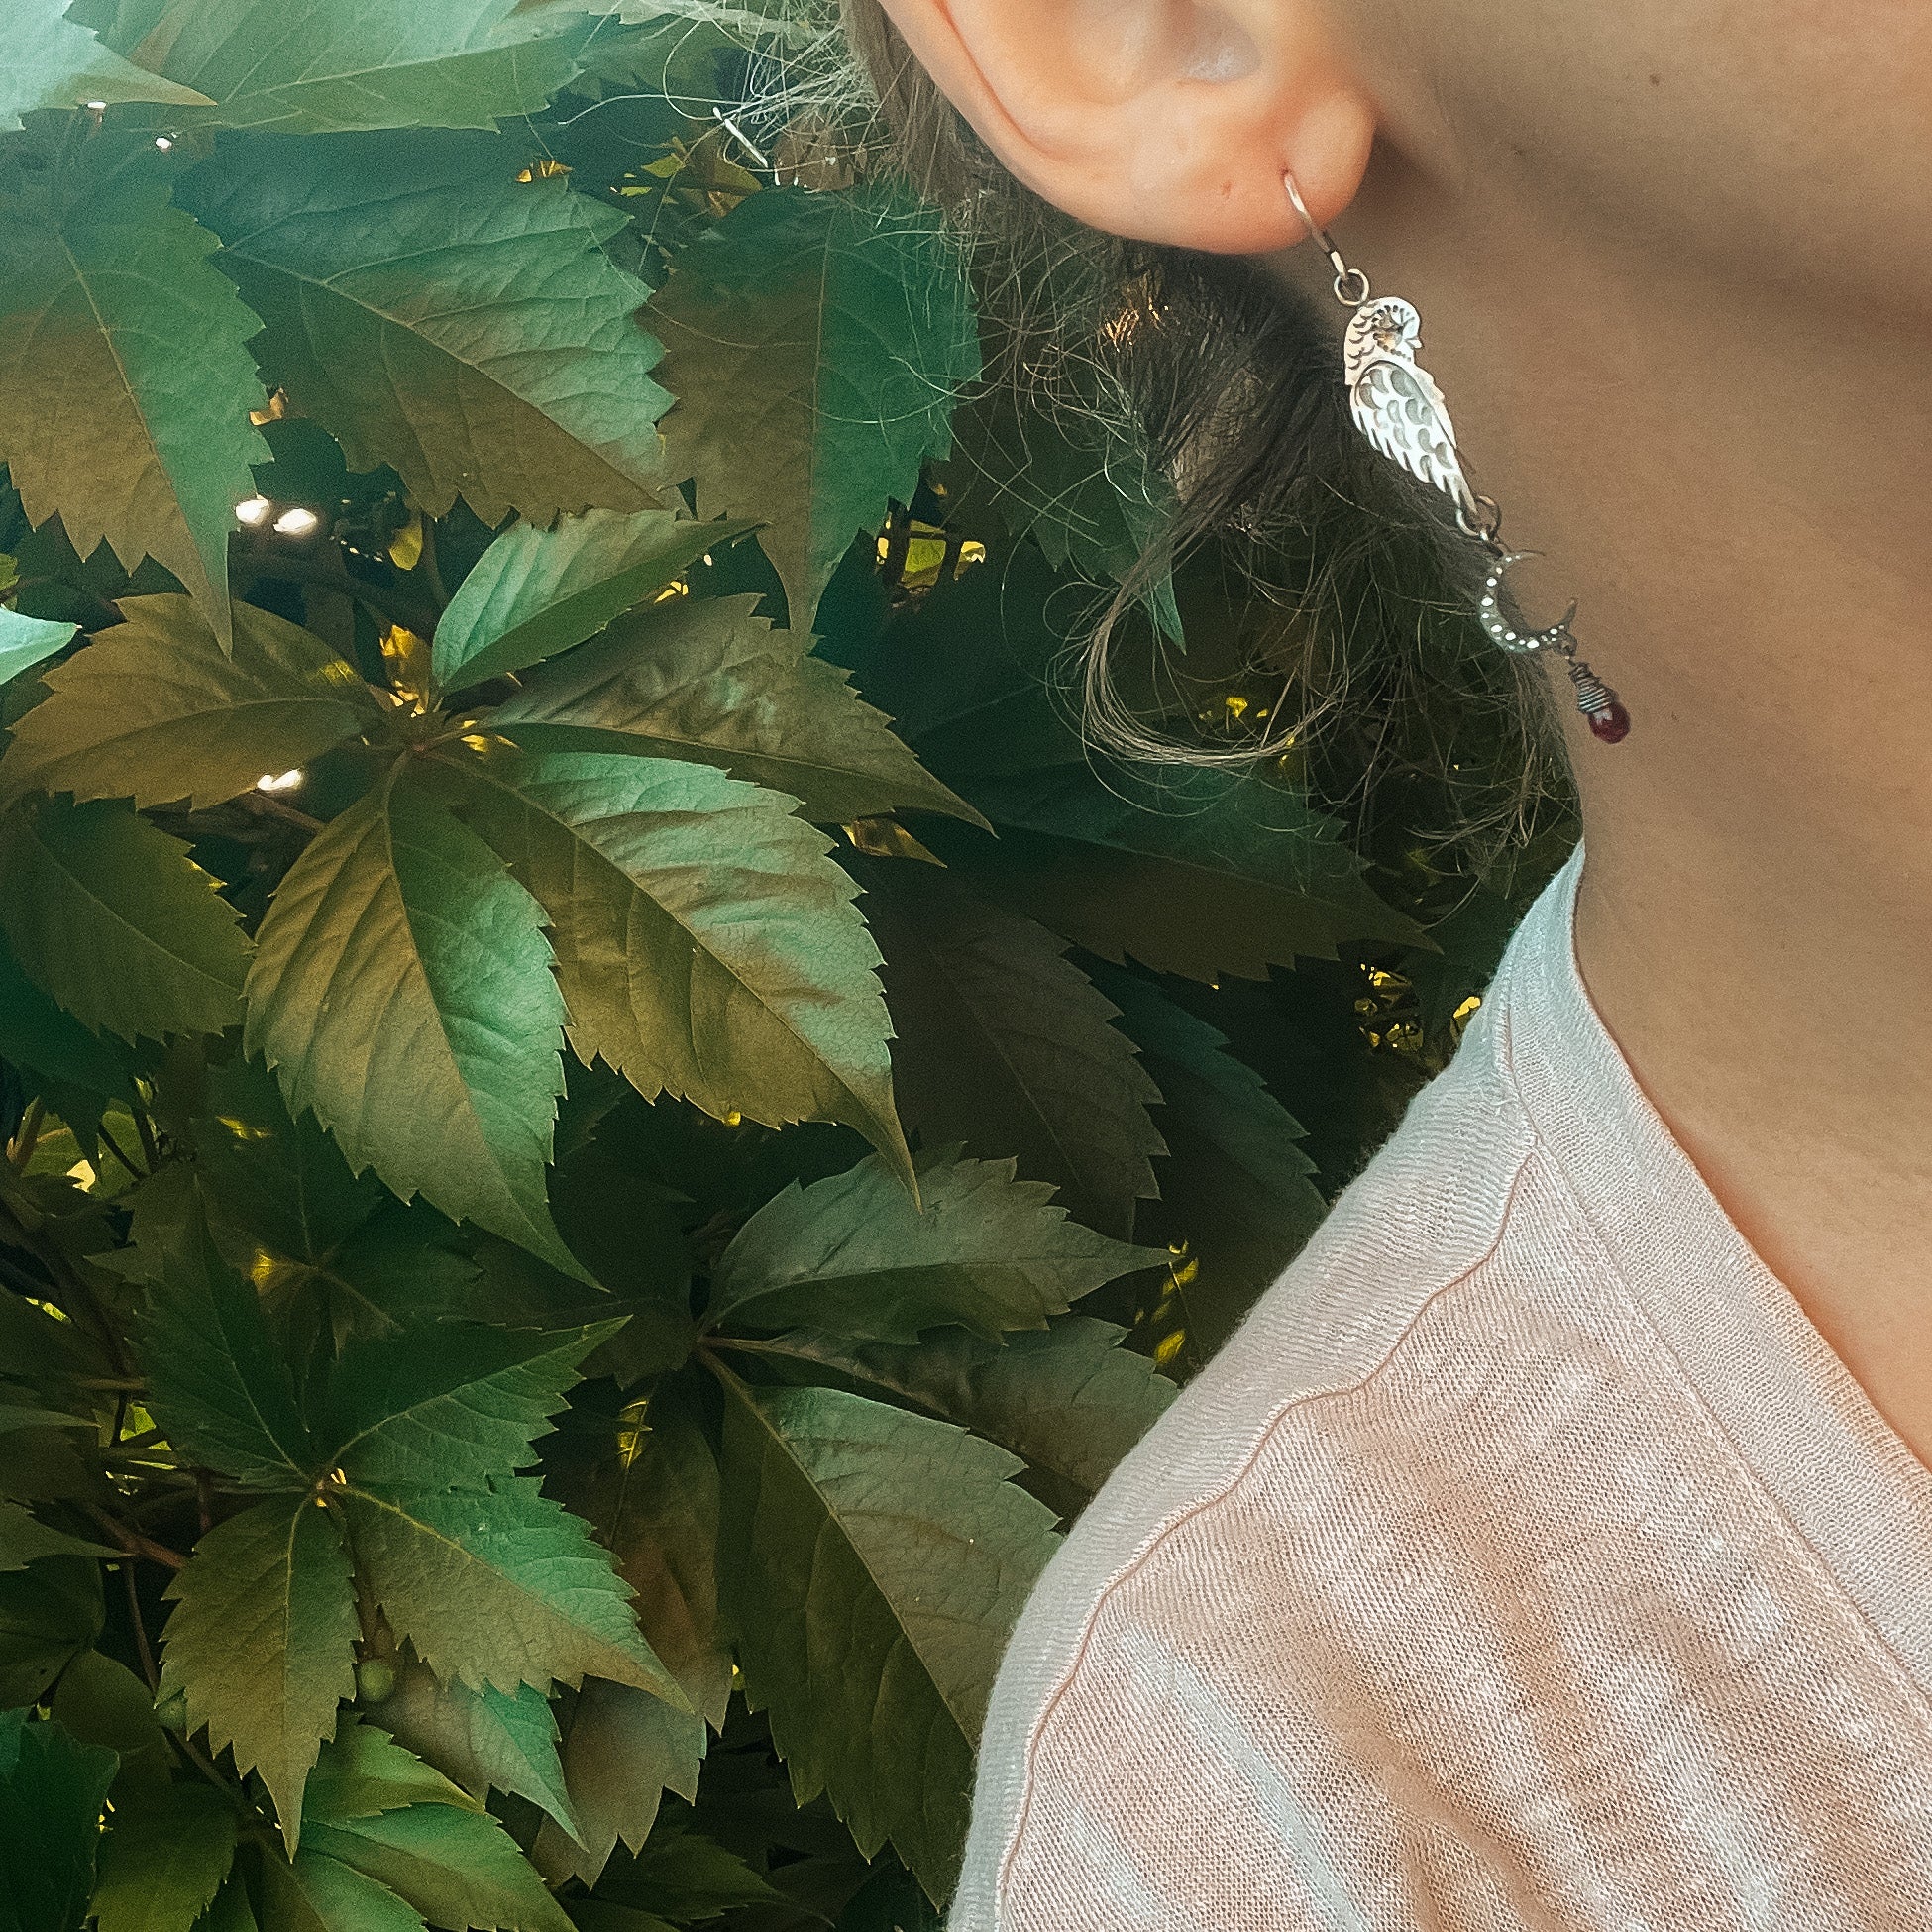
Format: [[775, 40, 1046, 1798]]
[[706, 1147, 1160, 1343], [861, 862, 1163, 1238], [0, 1556, 103, 1707], [536, 1379, 727, 1885], [762, 1317, 1176, 1512], [652, 186, 977, 626], [0, 1708, 117, 1932], [134, 1192, 316, 1488], [1097, 965, 1328, 1364], [91, 1779, 238, 1932], [0, 797, 250, 1043]]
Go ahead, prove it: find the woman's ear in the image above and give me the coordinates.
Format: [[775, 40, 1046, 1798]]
[[873, 0, 1376, 253]]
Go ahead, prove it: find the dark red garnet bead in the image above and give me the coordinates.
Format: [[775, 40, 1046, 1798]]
[[1587, 699, 1632, 744]]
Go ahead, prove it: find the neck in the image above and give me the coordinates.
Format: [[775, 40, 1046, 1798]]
[[1286, 156, 1932, 1458]]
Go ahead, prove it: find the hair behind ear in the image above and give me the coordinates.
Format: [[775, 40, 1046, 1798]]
[[828, 0, 1565, 846]]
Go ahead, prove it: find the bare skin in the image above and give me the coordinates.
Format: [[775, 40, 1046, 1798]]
[[878, 0, 1932, 1460]]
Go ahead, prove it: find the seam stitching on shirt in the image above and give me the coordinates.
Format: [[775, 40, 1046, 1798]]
[[989, 1141, 1540, 1922], [1528, 1127, 1932, 1748]]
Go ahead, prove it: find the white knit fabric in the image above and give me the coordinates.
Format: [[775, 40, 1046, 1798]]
[[949, 840, 1932, 1931]]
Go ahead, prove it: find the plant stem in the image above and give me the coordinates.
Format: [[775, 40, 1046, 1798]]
[[415, 517, 451, 608], [95, 1119, 145, 1181], [87, 1504, 187, 1571], [122, 1558, 160, 1689], [243, 790, 326, 835], [131, 1105, 161, 1171]]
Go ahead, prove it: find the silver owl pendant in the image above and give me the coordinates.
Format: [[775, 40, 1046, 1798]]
[[1342, 298, 1473, 509]]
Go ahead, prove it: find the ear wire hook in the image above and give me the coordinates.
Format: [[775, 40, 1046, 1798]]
[[1283, 172, 1371, 306]]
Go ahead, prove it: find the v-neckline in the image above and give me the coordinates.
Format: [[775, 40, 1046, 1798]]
[[1493, 840, 1932, 1708]]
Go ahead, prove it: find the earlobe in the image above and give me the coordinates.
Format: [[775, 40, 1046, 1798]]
[[873, 0, 1376, 255]]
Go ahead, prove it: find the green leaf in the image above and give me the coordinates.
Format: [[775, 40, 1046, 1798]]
[[5, 2, 210, 131], [341, 1476, 684, 1705], [92, 1780, 238, 1932], [257, 1849, 425, 1932], [588, 1817, 781, 1924], [532, 1682, 684, 1889], [767, 1318, 1177, 1513], [861, 862, 1164, 1239], [134, 1192, 316, 1487], [117, 0, 588, 134], [0, 936, 132, 1099], [490, 596, 984, 826], [304, 1806, 572, 1932], [0, 1556, 103, 1707], [373, 1664, 577, 1840], [159, 1497, 359, 1852], [0, 606, 76, 688], [1096, 965, 1329, 1363], [319, 1322, 621, 1489], [178, 132, 668, 526], [188, 1056, 387, 1271], [652, 185, 978, 626], [432, 509, 746, 697], [718, 1380, 1059, 1897], [707, 1147, 1160, 1343], [0, 1500, 115, 1570], [952, 759, 1421, 980], [303, 1718, 479, 1823], [0, 1709, 118, 1932], [446, 746, 908, 1183], [197, 1878, 262, 1932], [0, 595, 382, 811], [0, 132, 268, 646], [535, 1380, 726, 1886], [0, 797, 251, 1042], [244, 765, 582, 1280], [46, 1649, 170, 1778]]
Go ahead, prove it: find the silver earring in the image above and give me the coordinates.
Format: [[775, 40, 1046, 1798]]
[[1283, 174, 1630, 744]]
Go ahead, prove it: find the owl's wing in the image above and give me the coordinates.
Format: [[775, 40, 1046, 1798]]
[[1349, 357, 1470, 506]]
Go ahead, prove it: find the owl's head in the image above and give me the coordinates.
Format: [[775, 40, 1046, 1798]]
[[1348, 298, 1424, 361]]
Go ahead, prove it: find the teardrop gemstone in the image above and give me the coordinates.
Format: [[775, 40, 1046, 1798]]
[[1587, 699, 1632, 744]]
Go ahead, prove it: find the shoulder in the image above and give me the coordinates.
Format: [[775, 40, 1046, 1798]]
[[938, 838, 1662, 1924], [949, 981, 1563, 1928]]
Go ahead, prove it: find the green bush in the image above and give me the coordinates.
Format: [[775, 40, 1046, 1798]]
[[0, 5, 1567, 1926]]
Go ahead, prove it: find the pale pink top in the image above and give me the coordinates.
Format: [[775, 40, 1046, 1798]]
[[951, 841, 1932, 1931]]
